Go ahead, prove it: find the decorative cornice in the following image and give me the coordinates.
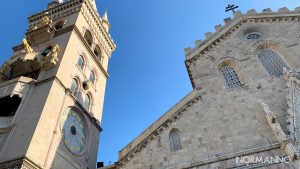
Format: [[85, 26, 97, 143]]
[[0, 157, 42, 169], [185, 9, 300, 89], [117, 90, 202, 166], [28, 0, 83, 21]]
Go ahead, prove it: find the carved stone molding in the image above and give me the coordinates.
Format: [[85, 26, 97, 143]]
[[258, 100, 287, 142], [257, 99, 300, 161], [284, 68, 300, 151], [0, 157, 42, 169]]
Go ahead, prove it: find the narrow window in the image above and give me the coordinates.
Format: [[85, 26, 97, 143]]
[[257, 49, 289, 77], [0, 95, 21, 117], [77, 55, 85, 70], [169, 129, 182, 152], [83, 94, 91, 111], [89, 71, 95, 84], [94, 45, 102, 61], [70, 78, 78, 95], [220, 66, 241, 88], [84, 30, 93, 47]]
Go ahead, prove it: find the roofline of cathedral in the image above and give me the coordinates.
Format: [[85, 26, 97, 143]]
[[184, 6, 300, 89], [116, 90, 202, 165]]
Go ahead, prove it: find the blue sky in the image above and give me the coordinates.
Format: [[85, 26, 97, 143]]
[[1, 0, 300, 166]]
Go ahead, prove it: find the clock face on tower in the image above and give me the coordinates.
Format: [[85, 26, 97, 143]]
[[61, 108, 87, 155]]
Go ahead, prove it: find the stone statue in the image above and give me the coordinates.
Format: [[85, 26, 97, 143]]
[[38, 16, 52, 28], [22, 38, 33, 53], [49, 44, 60, 59], [42, 44, 60, 69]]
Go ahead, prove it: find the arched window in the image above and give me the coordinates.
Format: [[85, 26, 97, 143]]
[[94, 45, 102, 61], [220, 66, 241, 88], [77, 55, 85, 70], [83, 94, 91, 111], [70, 78, 79, 95], [84, 30, 93, 47], [257, 49, 289, 77], [89, 71, 96, 84], [169, 129, 182, 152], [54, 20, 65, 30]]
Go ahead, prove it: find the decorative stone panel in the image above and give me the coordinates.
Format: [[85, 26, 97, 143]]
[[0, 77, 34, 99]]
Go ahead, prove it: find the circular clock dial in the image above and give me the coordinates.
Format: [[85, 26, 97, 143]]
[[61, 108, 87, 155]]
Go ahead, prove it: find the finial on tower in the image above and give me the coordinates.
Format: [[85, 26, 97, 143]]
[[48, 0, 62, 8], [55, 0, 64, 3], [102, 11, 110, 32]]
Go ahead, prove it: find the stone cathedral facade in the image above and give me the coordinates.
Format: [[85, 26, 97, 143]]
[[0, 0, 115, 168], [102, 7, 300, 169]]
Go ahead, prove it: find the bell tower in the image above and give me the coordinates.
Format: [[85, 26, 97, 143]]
[[0, 0, 116, 168]]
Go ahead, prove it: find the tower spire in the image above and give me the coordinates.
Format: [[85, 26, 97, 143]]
[[102, 11, 108, 21]]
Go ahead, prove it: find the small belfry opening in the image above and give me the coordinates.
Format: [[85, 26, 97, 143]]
[[0, 95, 21, 117], [94, 45, 102, 60], [54, 20, 65, 31], [84, 30, 93, 47]]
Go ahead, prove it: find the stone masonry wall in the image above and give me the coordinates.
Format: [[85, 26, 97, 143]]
[[118, 20, 300, 169]]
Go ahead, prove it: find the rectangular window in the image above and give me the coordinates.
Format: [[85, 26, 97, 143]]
[[0, 95, 21, 117]]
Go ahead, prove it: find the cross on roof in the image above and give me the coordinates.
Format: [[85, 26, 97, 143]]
[[225, 4, 239, 14]]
